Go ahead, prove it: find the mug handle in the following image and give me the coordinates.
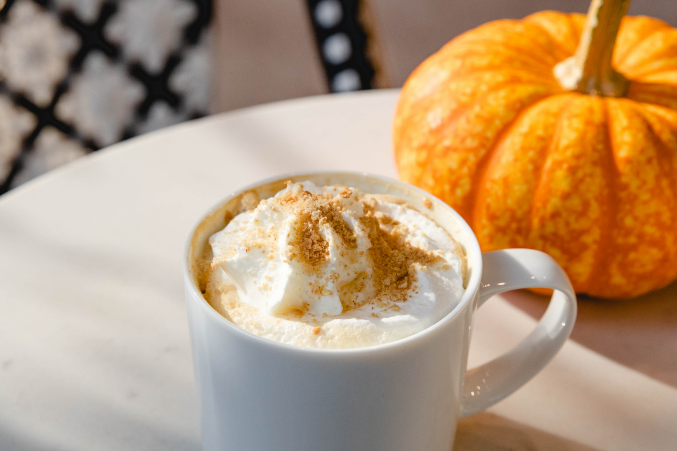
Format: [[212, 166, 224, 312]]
[[460, 249, 577, 418]]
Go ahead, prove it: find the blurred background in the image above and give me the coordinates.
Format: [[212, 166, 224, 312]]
[[0, 0, 675, 193]]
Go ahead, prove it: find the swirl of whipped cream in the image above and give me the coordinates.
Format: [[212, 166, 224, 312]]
[[210, 182, 462, 318], [210, 182, 373, 317]]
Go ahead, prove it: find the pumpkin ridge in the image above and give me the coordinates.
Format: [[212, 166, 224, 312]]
[[633, 105, 677, 285], [416, 82, 557, 214], [614, 17, 673, 66], [640, 69, 677, 82], [522, 12, 583, 56], [442, 39, 560, 70], [634, 103, 677, 163], [526, 95, 576, 251], [528, 96, 612, 291], [614, 25, 667, 66], [394, 56, 556, 127], [522, 14, 584, 63], [622, 58, 677, 79], [436, 68, 561, 88], [469, 94, 572, 229], [417, 81, 557, 149], [443, 20, 574, 68], [446, 19, 527, 50], [580, 99, 619, 295], [565, 13, 585, 54], [394, 52, 459, 114], [566, 13, 585, 52], [514, 33, 574, 66], [395, 67, 560, 155], [601, 100, 677, 296], [615, 29, 677, 77], [627, 82, 677, 111]]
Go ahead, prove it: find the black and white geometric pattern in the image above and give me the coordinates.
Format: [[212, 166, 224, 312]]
[[306, 0, 381, 93], [0, 0, 212, 193]]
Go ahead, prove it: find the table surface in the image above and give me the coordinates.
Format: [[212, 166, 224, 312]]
[[1, 90, 676, 451]]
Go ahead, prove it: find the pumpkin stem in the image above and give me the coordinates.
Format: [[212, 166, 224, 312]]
[[554, 0, 631, 97]]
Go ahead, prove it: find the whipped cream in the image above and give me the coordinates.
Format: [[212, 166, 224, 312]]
[[205, 181, 465, 349]]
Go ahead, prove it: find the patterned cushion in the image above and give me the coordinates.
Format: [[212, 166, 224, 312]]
[[306, 0, 387, 92], [0, 0, 212, 192]]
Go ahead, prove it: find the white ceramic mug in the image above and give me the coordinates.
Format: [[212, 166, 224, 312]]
[[184, 172, 577, 451]]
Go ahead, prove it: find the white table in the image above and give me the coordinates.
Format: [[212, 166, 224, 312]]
[[1, 90, 676, 451]]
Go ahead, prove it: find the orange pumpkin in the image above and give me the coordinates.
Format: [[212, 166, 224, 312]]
[[394, 0, 677, 298]]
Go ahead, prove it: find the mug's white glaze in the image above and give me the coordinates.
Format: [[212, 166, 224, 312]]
[[184, 172, 577, 451]]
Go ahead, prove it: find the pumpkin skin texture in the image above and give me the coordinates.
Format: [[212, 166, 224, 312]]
[[394, 11, 677, 298]]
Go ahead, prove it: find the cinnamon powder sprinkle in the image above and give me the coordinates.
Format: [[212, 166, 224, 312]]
[[278, 186, 357, 268], [288, 302, 310, 317], [240, 183, 445, 315], [355, 202, 442, 309]]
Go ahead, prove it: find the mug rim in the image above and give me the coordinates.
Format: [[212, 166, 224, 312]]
[[183, 170, 484, 354]]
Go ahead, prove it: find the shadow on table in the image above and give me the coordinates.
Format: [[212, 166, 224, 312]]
[[504, 281, 677, 388], [454, 412, 601, 451], [0, 422, 68, 451], [0, 419, 199, 451], [0, 213, 201, 451]]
